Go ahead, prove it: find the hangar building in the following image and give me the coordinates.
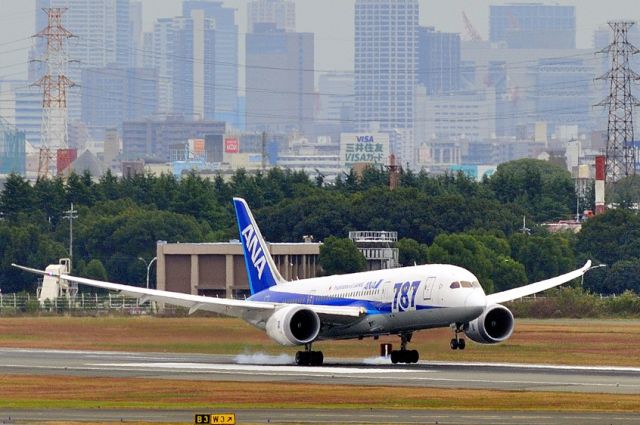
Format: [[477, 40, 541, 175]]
[[156, 241, 321, 298]]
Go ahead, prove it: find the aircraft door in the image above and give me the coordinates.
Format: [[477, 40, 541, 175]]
[[423, 277, 436, 300]]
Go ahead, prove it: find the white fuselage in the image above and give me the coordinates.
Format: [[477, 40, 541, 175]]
[[247, 264, 488, 340]]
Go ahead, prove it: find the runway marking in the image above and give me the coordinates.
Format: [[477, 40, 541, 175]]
[[80, 362, 640, 390], [89, 362, 418, 374]]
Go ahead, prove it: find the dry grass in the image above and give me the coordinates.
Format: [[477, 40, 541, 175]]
[[1, 374, 639, 412], [0, 316, 639, 366]]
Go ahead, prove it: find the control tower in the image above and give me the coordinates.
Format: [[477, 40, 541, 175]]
[[348, 231, 399, 270]]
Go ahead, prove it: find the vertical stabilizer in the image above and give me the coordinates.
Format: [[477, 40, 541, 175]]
[[233, 197, 286, 294]]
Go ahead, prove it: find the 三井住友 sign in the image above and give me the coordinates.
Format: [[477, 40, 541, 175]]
[[339, 133, 389, 169]]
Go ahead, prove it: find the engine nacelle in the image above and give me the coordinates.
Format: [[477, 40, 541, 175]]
[[265, 305, 321, 346], [464, 304, 515, 344]]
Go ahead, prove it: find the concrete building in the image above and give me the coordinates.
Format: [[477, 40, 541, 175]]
[[81, 66, 158, 129], [183, 1, 240, 127], [354, 0, 419, 163], [417, 27, 461, 95], [489, 3, 576, 49], [317, 72, 355, 136], [245, 24, 314, 134], [247, 0, 296, 32], [156, 241, 320, 298], [414, 85, 496, 143], [122, 116, 225, 161]]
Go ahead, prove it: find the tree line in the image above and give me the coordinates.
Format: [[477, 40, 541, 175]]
[[0, 158, 636, 296]]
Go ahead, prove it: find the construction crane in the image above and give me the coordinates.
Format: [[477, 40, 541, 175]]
[[462, 11, 482, 42]]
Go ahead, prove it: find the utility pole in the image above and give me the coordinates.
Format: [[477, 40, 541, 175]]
[[596, 21, 640, 182], [261, 131, 267, 172], [34, 8, 75, 179], [63, 203, 78, 267]]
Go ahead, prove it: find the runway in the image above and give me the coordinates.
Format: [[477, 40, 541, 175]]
[[1, 408, 640, 425], [1, 347, 640, 394]]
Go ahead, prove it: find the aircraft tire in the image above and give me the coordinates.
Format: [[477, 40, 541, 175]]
[[458, 338, 466, 350], [390, 351, 399, 364], [450, 338, 459, 350], [410, 350, 419, 363], [311, 351, 324, 366]]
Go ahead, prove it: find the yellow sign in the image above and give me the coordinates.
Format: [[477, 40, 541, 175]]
[[194, 413, 236, 424]]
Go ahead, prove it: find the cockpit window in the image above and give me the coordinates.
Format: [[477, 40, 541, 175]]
[[460, 281, 473, 288], [449, 281, 460, 289]]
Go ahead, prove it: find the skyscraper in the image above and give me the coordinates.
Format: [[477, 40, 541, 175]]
[[417, 27, 461, 95], [245, 24, 314, 134], [183, 1, 240, 127], [490, 3, 576, 49], [172, 12, 216, 120], [248, 0, 295, 32], [354, 0, 418, 163]]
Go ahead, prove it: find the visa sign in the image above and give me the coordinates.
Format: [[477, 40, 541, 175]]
[[356, 135, 374, 143], [241, 223, 266, 279]]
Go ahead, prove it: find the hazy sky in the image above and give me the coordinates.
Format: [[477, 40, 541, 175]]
[[1, 0, 640, 81]]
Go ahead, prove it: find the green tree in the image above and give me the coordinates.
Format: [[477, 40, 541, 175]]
[[602, 259, 640, 294], [396, 237, 429, 266], [0, 173, 34, 220], [319, 236, 366, 275], [84, 259, 108, 281], [428, 233, 496, 293], [490, 159, 575, 221], [576, 209, 640, 267]]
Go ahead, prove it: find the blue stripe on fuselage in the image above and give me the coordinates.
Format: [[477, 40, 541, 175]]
[[248, 289, 442, 314]]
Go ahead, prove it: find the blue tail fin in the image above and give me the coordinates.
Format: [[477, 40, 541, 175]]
[[233, 197, 286, 295]]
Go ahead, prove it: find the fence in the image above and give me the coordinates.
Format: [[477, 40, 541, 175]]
[[0, 293, 164, 315]]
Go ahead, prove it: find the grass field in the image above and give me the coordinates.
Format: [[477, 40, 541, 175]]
[[1, 316, 639, 417], [0, 316, 639, 366]]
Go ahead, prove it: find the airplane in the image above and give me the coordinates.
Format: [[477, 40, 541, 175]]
[[13, 197, 591, 366]]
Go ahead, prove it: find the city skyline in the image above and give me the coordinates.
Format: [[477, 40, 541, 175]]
[[1, 0, 640, 83]]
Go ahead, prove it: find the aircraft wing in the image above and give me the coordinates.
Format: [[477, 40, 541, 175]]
[[11, 264, 364, 320], [486, 260, 591, 304]]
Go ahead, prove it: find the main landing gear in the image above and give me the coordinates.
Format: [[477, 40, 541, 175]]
[[450, 322, 466, 350], [390, 332, 419, 364], [295, 343, 324, 366]]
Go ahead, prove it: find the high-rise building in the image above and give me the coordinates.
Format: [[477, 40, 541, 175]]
[[148, 18, 175, 115], [81, 66, 158, 128], [183, 1, 240, 127], [14, 86, 43, 146], [489, 3, 575, 49], [417, 27, 461, 95], [316, 73, 355, 137], [248, 0, 295, 32], [171, 12, 216, 120], [245, 24, 314, 134], [354, 0, 419, 163], [129, 1, 143, 67]]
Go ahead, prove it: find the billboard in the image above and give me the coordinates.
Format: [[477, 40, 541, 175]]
[[339, 133, 389, 169], [225, 137, 239, 154]]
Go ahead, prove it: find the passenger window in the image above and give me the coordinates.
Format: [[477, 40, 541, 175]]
[[450, 282, 460, 289]]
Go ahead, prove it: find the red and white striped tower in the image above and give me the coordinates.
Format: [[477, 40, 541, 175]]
[[595, 155, 606, 214]]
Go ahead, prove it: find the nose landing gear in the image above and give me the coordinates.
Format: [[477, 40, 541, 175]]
[[450, 322, 466, 350], [390, 332, 419, 364]]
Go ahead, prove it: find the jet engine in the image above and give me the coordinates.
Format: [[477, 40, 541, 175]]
[[464, 304, 514, 344], [265, 304, 321, 346]]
